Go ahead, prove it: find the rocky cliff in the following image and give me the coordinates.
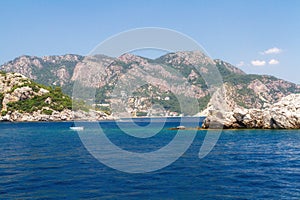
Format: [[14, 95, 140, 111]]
[[0, 72, 109, 122], [0, 54, 83, 92], [202, 93, 300, 129]]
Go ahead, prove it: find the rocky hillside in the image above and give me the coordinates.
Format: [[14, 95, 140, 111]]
[[1, 51, 299, 117], [0, 72, 108, 122], [0, 54, 83, 94]]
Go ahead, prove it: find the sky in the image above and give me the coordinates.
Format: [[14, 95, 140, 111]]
[[1, 0, 299, 84]]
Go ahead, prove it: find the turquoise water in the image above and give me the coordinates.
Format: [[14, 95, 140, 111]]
[[0, 119, 300, 199]]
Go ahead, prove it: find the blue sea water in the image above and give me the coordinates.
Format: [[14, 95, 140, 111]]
[[0, 118, 300, 199]]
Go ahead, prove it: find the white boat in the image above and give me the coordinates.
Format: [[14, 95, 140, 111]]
[[70, 126, 84, 131], [176, 125, 186, 129]]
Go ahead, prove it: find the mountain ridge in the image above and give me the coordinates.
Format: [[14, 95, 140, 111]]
[[1, 51, 299, 117]]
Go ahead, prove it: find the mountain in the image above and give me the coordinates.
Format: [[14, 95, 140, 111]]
[[0, 54, 83, 94], [1, 51, 299, 117]]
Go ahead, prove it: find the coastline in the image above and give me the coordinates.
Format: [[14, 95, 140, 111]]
[[0, 115, 206, 123], [1, 120, 299, 131]]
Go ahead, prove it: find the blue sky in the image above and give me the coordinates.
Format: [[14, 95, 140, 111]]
[[1, 0, 299, 84]]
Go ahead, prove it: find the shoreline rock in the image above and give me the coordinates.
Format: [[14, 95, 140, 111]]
[[202, 94, 300, 129], [0, 109, 116, 122]]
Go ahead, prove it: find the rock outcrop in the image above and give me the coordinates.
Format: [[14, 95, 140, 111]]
[[0, 72, 114, 122], [202, 93, 300, 129], [1, 109, 112, 122]]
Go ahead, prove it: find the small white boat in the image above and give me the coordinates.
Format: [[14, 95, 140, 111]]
[[70, 126, 84, 131], [176, 125, 186, 129]]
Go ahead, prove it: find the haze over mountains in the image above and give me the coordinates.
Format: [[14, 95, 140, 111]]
[[1, 51, 299, 116]]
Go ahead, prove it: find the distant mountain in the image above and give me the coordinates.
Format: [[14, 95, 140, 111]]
[[0, 54, 83, 94], [1, 51, 299, 116]]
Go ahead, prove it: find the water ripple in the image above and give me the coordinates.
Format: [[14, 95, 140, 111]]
[[0, 122, 300, 199]]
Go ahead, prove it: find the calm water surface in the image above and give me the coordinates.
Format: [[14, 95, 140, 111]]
[[0, 119, 300, 199]]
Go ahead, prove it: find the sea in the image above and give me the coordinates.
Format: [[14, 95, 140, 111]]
[[0, 117, 300, 199]]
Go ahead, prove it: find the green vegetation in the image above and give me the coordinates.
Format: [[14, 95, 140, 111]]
[[114, 60, 134, 73], [95, 85, 114, 104], [227, 85, 264, 109], [9, 80, 51, 94], [151, 92, 202, 115], [30, 56, 83, 95], [1, 110, 7, 116], [198, 95, 211, 111], [168, 62, 195, 78], [237, 86, 256, 96], [61, 82, 74, 95], [0, 93, 4, 110], [95, 105, 111, 115], [72, 99, 90, 112], [151, 92, 180, 113], [223, 74, 263, 85], [0, 73, 93, 115], [6, 86, 72, 113], [216, 64, 235, 77], [0, 71, 6, 76], [136, 111, 148, 117], [42, 109, 53, 115]]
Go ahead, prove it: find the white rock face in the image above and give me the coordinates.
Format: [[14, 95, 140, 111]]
[[38, 88, 49, 95], [202, 93, 300, 129]]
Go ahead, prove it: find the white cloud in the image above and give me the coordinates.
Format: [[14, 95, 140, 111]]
[[269, 59, 279, 65], [236, 61, 245, 67], [261, 47, 282, 55], [251, 60, 266, 66]]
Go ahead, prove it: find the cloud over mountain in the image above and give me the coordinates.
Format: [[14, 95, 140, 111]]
[[251, 60, 266, 66]]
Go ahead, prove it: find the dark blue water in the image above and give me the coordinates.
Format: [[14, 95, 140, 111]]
[[0, 119, 300, 199]]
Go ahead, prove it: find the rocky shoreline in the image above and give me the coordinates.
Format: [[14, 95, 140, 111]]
[[202, 94, 300, 129], [1, 93, 299, 127], [0, 109, 115, 122]]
